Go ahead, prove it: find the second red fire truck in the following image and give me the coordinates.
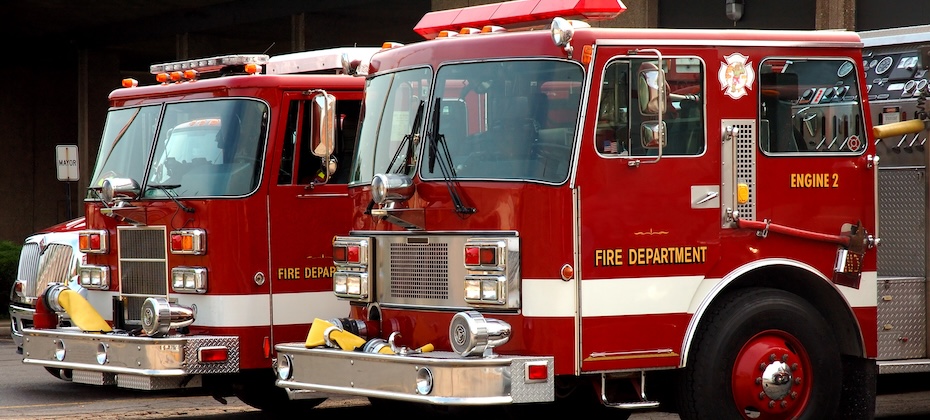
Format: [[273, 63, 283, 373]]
[[273, 1, 930, 419], [18, 46, 377, 412]]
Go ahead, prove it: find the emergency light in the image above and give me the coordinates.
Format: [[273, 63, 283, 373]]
[[414, 0, 626, 39], [78, 230, 108, 253], [169, 229, 206, 255]]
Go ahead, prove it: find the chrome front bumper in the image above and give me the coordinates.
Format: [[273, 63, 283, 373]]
[[9, 304, 34, 351], [21, 327, 239, 390], [274, 343, 554, 405]]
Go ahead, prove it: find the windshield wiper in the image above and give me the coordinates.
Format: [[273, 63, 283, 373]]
[[147, 184, 195, 213], [385, 100, 424, 174], [428, 97, 475, 215], [367, 101, 424, 216]]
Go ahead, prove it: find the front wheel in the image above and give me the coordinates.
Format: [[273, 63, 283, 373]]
[[677, 288, 842, 420]]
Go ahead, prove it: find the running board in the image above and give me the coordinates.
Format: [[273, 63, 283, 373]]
[[878, 358, 930, 375], [600, 372, 660, 409]]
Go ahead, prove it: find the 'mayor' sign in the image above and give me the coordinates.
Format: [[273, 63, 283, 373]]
[[56, 145, 79, 181]]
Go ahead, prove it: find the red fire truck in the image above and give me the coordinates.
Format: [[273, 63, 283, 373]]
[[272, 1, 930, 419], [19, 46, 377, 412]]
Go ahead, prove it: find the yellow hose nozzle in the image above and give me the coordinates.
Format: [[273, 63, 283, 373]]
[[873, 119, 927, 139]]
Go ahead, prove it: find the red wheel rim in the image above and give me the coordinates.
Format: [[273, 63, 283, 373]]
[[731, 329, 811, 419]]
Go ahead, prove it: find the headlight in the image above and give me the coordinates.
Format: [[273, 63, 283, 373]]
[[78, 265, 109, 289], [171, 267, 207, 293], [334, 272, 369, 299], [464, 276, 505, 304]]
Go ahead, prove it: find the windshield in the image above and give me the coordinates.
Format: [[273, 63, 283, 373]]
[[88, 105, 161, 194], [351, 60, 583, 185], [88, 99, 269, 199], [351, 67, 432, 184]]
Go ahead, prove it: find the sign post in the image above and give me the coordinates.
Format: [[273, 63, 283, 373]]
[[56, 145, 79, 219]]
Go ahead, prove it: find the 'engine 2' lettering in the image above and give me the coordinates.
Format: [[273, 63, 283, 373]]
[[790, 173, 838, 188], [277, 266, 335, 280], [595, 246, 708, 266]]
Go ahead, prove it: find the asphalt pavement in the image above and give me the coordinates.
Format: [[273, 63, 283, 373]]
[[1, 317, 11, 340]]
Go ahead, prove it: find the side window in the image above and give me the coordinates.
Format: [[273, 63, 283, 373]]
[[759, 58, 863, 154], [596, 57, 705, 157], [277, 99, 361, 186], [277, 101, 299, 184], [331, 100, 361, 184]]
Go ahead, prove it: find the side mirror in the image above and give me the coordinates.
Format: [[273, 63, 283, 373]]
[[641, 121, 667, 149], [310, 91, 336, 158], [638, 65, 666, 116]]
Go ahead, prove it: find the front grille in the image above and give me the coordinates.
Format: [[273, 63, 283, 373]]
[[118, 227, 167, 323], [373, 234, 520, 309], [388, 242, 449, 300], [17, 243, 41, 297], [34, 244, 77, 297]]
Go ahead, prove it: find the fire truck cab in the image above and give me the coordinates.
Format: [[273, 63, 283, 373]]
[[19, 46, 377, 412], [273, 1, 929, 419]]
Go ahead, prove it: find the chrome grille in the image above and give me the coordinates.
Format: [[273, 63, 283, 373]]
[[17, 243, 41, 297], [118, 227, 167, 323], [34, 244, 76, 298], [388, 242, 449, 300]]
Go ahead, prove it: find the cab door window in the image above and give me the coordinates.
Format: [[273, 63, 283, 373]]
[[278, 98, 361, 185], [596, 57, 705, 157]]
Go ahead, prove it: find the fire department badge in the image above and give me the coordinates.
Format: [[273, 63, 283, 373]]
[[718, 53, 755, 100]]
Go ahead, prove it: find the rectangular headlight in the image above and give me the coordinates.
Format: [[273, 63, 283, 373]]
[[171, 267, 207, 293], [78, 265, 109, 289], [464, 275, 505, 305], [334, 272, 369, 300]]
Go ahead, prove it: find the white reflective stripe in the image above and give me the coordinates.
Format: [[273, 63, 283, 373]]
[[522, 279, 576, 317], [84, 291, 348, 327], [176, 292, 347, 327], [839, 270, 877, 308], [581, 275, 705, 317], [271, 292, 349, 325]]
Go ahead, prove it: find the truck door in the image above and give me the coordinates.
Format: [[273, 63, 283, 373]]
[[575, 48, 721, 372], [267, 91, 361, 347]]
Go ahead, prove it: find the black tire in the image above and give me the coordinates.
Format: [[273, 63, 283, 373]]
[[233, 369, 325, 414], [677, 288, 841, 419]]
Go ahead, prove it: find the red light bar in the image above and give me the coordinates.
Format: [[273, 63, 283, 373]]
[[414, 0, 626, 39]]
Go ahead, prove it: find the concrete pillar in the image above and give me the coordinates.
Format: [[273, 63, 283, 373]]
[[816, 0, 855, 30]]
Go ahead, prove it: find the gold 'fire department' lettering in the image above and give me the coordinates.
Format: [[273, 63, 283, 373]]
[[277, 266, 335, 280], [594, 248, 624, 266], [790, 173, 838, 188], [627, 246, 708, 265]]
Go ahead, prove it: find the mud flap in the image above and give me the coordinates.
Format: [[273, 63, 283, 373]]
[[833, 355, 876, 419]]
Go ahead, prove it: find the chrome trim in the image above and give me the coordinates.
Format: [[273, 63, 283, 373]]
[[274, 345, 553, 404], [22, 327, 239, 378]]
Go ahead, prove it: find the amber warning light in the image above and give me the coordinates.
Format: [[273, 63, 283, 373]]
[[414, 0, 626, 39]]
